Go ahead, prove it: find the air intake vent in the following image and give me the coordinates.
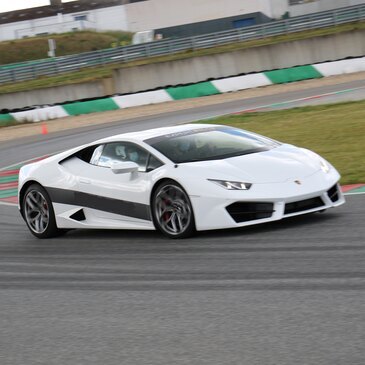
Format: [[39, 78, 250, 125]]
[[284, 197, 324, 215], [70, 209, 86, 221], [327, 184, 339, 203], [226, 202, 274, 223]]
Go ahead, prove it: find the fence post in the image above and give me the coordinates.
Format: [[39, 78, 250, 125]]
[[53, 59, 59, 75], [283, 19, 289, 34], [144, 43, 150, 57], [168, 40, 174, 54], [191, 36, 197, 50], [235, 28, 242, 42], [261, 24, 266, 38], [121, 46, 127, 63], [11, 69, 16, 83], [358, 6, 363, 21]]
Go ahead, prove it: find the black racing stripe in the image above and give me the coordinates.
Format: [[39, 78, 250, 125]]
[[47, 187, 151, 221]]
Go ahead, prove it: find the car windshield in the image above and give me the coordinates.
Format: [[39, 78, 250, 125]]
[[145, 126, 280, 163]]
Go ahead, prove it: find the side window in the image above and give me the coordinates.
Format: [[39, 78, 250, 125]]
[[90, 145, 104, 165], [147, 154, 163, 172], [74, 144, 103, 164], [96, 142, 149, 171]]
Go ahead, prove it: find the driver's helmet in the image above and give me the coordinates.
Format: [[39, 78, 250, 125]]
[[126, 146, 139, 163]]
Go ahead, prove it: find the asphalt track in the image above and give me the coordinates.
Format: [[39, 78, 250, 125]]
[[0, 79, 365, 365]]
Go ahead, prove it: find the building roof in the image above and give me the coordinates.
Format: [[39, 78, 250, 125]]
[[0, 0, 146, 25]]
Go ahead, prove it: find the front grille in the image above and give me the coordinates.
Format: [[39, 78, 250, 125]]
[[327, 184, 339, 202], [284, 197, 324, 215], [226, 202, 274, 223]]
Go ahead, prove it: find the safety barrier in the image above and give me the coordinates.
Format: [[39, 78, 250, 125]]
[[0, 56, 363, 125]]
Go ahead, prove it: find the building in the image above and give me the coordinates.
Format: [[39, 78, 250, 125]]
[[289, 0, 364, 16], [0, 0, 290, 41], [0, 0, 363, 42]]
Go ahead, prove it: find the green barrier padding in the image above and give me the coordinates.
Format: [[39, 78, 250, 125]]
[[62, 98, 120, 116], [166, 82, 221, 100], [265, 65, 323, 84], [0, 114, 16, 126]]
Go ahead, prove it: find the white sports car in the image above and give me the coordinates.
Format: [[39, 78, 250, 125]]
[[19, 124, 345, 239]]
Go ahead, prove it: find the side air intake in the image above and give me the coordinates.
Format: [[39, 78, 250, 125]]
[[70, 209, 86, 221]]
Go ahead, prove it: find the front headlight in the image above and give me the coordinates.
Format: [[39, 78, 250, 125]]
[[320, 159, 330, 174], [208, 179, 252, 190], [301, 148, 331, 174]]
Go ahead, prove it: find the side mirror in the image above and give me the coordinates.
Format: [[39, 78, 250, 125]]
[[111, 161, 139, 174]]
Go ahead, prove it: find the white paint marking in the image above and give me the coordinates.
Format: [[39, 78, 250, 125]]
[[0, 201, 17, 207]]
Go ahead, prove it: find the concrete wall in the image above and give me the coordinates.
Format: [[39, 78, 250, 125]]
[[0, 79, 114, 111], [113, 29, 365, 94], [290, 0, 365, 17]]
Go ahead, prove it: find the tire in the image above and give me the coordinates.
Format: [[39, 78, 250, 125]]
[[22, 184, 64, 239], [152, 181, 196, 239]]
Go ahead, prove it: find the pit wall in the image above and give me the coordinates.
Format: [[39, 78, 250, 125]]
[[1, 56, 364, 125]]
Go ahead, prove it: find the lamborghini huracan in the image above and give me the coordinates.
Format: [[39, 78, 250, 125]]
[[18, 124, 345, 239]]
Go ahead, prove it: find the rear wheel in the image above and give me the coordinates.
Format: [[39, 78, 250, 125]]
[[22, 184, 64, 239], [152, 181, 195, 239]]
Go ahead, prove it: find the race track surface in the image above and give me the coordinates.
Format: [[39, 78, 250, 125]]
[[0, 196, 364, 365], [0, 79, 364, 365]]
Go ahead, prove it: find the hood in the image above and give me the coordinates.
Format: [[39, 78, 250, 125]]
[[185, 145, 321, 184]]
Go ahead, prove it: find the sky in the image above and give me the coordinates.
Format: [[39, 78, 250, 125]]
[[0, 0, 77, 13]]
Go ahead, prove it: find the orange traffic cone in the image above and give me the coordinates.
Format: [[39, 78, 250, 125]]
[[41, 123, 48, 135]]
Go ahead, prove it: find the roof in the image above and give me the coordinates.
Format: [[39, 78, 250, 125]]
[[0, 0, 146, 25], [96, 123, 219, 143]]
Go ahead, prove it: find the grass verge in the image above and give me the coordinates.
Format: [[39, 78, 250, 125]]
[[0, 30, 132, 65], [0, 21, 364, 95], [198, 100, 365, 185]]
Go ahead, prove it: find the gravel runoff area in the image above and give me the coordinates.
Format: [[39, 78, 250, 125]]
[[1, 71, 365, 143]]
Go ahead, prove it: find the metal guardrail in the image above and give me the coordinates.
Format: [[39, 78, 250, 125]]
[[0, 4, 364, 84]]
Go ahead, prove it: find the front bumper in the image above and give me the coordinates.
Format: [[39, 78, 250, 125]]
[[190, 172, 345, 231]]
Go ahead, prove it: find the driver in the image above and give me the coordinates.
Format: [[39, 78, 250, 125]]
[[125, 146, 140, 163]]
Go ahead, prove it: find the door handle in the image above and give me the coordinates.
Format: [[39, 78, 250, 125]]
[[79, 178, 91, 184]]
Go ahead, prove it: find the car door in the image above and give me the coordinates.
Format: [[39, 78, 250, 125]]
[[63, 141, 162, 226]]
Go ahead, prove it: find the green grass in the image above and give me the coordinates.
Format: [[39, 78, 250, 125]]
[[198, 101, 365, 185], [0, 30, 132, 65], [0, 21, 364, 95]]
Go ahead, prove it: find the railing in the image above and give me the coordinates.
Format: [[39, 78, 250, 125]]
[[0, 4, 364, 85]]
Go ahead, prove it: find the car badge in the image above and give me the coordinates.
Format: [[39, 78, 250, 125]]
[[294, 180, 302, 185]]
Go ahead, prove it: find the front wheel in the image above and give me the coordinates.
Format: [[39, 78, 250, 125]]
[[152, 181, 195, 239], [22, 184, 64, 239]]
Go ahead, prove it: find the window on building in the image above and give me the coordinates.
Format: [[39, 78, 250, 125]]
[[74, 14, 87, 21], [289, 0, 317, 4]]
